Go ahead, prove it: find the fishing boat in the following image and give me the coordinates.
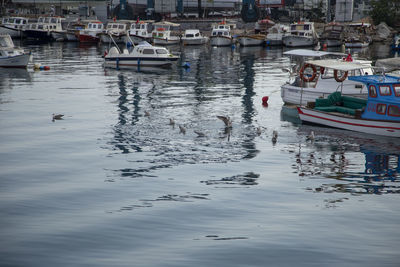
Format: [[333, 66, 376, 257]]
[[0, 34, 30, 68], [343, 23, 372, 48], [237, 33, 265, 46], [104, 40, 179, 70], [265, 24, 289, 46], [0, 17, 29, 38], [126, 20, 154, 44], [152, 22, 180, 45], [281, 49, 373, 106], [100, 20, 131, 44], [64, 21, 86, 41], [181, 29, 208, 45], [209, 21, 234, 47], [282, 21, 318, 47], [319, 22, 344, 47], [24, 16, 64, 42], [297, 75, 400, 137], [77, 20, 104, 43]]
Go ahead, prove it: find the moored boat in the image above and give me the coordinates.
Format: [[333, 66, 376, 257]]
[[319, 22, 344, 47], [282, 21, 318, 47], [181, 29, 208, 45], [152, 22, 180, 45], [104, 40, 179, 70], [126, 20, 154, 44], [281, 49, 373, 106], [265, 24, 289, 46], [100, 20, 131, 44], [209, 21, 235, 47], [24, 16, 64, 42], [297, 75, 400, 137], [77, 20, 104, 43], [343, 23, 372, 48], [0, 34, 30, 68], [0, 17, 29, 38], [237, 33, 265, 46]]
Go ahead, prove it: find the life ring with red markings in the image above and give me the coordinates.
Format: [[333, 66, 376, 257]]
[[299, 63, 317, 82]]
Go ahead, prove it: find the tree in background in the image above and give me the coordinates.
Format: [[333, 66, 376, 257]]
[[369, 0, 399, 27]]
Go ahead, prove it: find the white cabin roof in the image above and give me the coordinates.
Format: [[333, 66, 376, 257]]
[[305, 59, 372, 71], [284, 49, 345, 58]]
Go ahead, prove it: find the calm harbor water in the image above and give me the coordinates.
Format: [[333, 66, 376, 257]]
[[1, 41, 400, 266]]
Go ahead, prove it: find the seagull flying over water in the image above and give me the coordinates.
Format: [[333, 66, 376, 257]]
[[217, 115, 232, 128]]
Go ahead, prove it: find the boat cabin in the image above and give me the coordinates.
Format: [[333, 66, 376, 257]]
[[129, 21, 153, 35], [1, 17, 29, 30], [184, 29, 201, 38], [27, 16, 63, 31], [152, 22, 180, 39], [289, 22, 315, 37], [349, 75, 400, 122]]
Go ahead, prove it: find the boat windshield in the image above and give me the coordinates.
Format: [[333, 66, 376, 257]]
[[156, 49, 167, 54]]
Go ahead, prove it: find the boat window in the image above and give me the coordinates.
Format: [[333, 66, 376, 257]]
[[195, 33, 199, 37], [379, 85, 392, 96], [388, 105, 400, 117], [141, 25, 145, 29], [38, 25, 43, 30], [142, 49, 154, 54], [224, 32, 228, 36], [304, 25, 310, 30], [51, 18, 57, 23], [369, 85, 377, 97], [159, 33, 164, 37], [119, 25, 124, 29], [393, 84, 400, 97], [376, 104, 387, 115], [156, 49, 167, 54], [212, 32, 216, 36], [291, 25, 296, 31], [186, 34, 194, 38]]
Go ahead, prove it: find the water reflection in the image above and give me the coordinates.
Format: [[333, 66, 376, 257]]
[[292, 127, 400, 198]]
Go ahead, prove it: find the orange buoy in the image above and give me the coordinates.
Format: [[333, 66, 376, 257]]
[[43, 66, 50, 71]]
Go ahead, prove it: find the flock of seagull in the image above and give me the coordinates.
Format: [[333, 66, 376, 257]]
[[51, 111, 315, 143]]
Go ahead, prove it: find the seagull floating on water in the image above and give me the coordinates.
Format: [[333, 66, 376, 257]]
[[194, 130, 206, 137], [52, 114, 64, 121], [179, 125, 186, 134], [169, 118, 175, 126], [144, 111, 150, 117], [217, 115, 232, 128], [272, 130, 278, 144]]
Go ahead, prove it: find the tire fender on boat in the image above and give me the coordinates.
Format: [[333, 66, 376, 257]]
[[334, 69, 348, 82], [300, 63, 317, 82]]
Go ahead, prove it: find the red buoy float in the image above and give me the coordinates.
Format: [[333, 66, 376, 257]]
[[262, 96, 269, 106], [43, 66, 50, 71]]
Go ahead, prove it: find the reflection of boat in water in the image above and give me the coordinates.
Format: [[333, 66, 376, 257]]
[[294, 127, 400, 196], [280, 105, 302, 124]]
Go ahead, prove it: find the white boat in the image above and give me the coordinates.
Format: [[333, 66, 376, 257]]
[[0, 34, 30, 68], [104, 40, 179, 70], [0, 17, 29, 38], [152, 22, 180, 45], [265, 24, 289, 46], [24, 16, 64, 42], [344, 23, 372, 48], [209, 22, 234, 47], [282, 22, 318, 47], [281, 49, 373, 106], [181, 29, 208, 45], [319, 23, 344, 47], [100, 20, 131, 44], [64, 21, 86, 42], [237, 33, 265, 46], [126, 20, 154, 44], [297, 75, 400, 138]]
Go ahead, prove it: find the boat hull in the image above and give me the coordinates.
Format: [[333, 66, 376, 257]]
[[0, 26, 23, 38], [210, 36, 232, 46], [0, 53, 30, 68], [79, 34, 100, 43], [238, 36, 264, 46], [153, 37, 180, 45], [181, 37, 208, 45], [297, 107, 400, 137], [281, 83, 367, 106], [345, 42, 370, 48], [283, 35, 316, 47], [24, 30, 53, 41], [104, 56, 179, 69]]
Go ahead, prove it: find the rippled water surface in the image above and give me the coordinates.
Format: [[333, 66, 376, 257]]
[[1, 41, 400, 267]]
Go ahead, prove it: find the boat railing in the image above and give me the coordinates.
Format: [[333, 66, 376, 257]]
[[108, 33, 121, 54]]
